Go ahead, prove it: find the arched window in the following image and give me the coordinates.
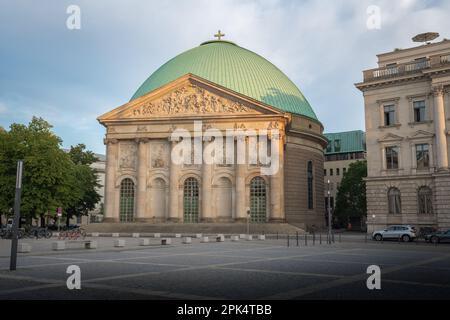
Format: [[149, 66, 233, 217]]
[[250, 177, 267, 223], [183, 177, 199, 223], [120, 178, 135, 222], [307, 161, 314, 209], [388, 187, 401, 214], [418, 186, 433, 214]]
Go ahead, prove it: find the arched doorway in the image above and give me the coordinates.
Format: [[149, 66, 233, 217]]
[[120, 178, 135, 222], [183, 177, 199, 223], [250, 177, 267, 223], [151, 178, 166, 220], [216, 177, 232, 220]]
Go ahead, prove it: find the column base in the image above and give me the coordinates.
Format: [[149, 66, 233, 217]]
[[135, 218, 153, 223], [234, 218, 248, 223], [102, 217, 120, 223], [166, 218, 180, 223], [200, 218, 216, 223]]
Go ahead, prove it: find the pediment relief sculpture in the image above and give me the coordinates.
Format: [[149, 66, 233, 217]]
[[125, 84, 259, 118]]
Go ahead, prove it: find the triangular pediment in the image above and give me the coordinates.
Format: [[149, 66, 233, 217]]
[[378, 133, 404, 143], [409, 130, 435, 140], [98, 74, 282, 123]]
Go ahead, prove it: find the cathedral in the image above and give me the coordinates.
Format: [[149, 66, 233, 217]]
[[97, 34, 327, 229]]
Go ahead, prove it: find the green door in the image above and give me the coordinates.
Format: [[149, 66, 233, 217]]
[[119, 178, 135, 222], [250, 177, 266, 223], [183, 177, 199, 223]]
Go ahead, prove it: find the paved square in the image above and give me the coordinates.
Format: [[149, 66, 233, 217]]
[[0, 236, 449, 300]]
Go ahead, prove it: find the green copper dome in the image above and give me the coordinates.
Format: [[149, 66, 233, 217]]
[[131, 40, 318, 120]]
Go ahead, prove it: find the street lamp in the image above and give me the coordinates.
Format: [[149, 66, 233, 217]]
[[246, 207, 251, 236], [327, 179, 332, 244]]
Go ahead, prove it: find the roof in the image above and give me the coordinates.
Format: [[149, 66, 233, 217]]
[[130, 40, 318, 120], [324, 130, 366, 155]]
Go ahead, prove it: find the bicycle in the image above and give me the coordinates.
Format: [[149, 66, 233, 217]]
[[58, 227, 86, 240]]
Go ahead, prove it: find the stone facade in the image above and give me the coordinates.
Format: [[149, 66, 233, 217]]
[[356, 39, 450, 232], [98, 74, 327, 228]]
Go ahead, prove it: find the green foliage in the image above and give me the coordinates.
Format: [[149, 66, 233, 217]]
[[334, 160, 367, 225], [0, 117, 101, 225]]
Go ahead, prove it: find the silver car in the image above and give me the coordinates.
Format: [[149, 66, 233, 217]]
[[372, 225, 417, 242]]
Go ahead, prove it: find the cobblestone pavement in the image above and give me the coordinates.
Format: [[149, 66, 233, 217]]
[[0, 236, 449, 300]]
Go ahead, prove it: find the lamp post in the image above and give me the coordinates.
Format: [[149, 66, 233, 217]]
[[327, 179, 332, 244], [246, 208, 251, 236], [10, 160, 23, 271]]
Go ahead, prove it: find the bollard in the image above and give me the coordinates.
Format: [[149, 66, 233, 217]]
[[201, 236, 209, 243], [332, 232, 335, 243], [52, 241, 65, 251], [287, 234, 289, 247], [175, 234, 181, 238], [91, 232, 99, 237], [114, 239, 125, 247], [296, 232, 299, 246], [305, 234, 308, 246], [217, 235, 225, 242], [319, 233, 322, 245], [154, 233, 161, 238], [132, 233, 140, 238], [195, 233, 202, 239], [231, 235, 239, 241], [246, 235, 252, 241], [18, 243, 31, 253], [112, 233, 119, 237], [139, 238, 150, 246], [258, 235, 265, 241], [182, 237, 192, 244], [313, 233, 315, 246], [85, 241, 97, 249], [161, 238, 171, 245], [239, 234, 246, 239]]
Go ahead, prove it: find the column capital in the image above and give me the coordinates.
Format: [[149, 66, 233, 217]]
[[104, 138, 118, 145], [432, 85, 445, 97], [135, 137, 149, 144]]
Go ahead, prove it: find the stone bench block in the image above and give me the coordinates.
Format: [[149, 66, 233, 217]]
[[154, 233, 161, 238], [139, 238, 150, 246], [132, 233, 140, 238], [91, 232, 99, 237], [85, 241, 97, 249], [161, 238, 172, 245], [114, 239, 125, 247], [112, 233, 120, 237], [258, 235, 266, 240], [239, 234, 246, 239], [18, 243, 31, 253], [231, 236, 239, 241], [246, 235, 253, 241], [216, 235, 225, 242], [201, 236, 209, 243], [182, 237, 192, 244], [195, 233, 202, 238], [175, 234, 181, 238], [52, 241, 65, 251]]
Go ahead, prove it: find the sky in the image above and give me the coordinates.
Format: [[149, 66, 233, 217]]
[[1, 0, 449, 154]]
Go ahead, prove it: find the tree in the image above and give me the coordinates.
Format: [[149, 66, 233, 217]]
[[64, 144, 101, 226], [334, 160, 367, 228], [0, 118, 101, 227]]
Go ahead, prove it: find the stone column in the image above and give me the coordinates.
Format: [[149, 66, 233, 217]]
[[168, 138, 181, 222], [201, 137, 214, 222], [270, 134, 285, 222], [104, 138, 119, 222], [235, 136, 247, 222], [135, 138, 149, 222], [433, 85, 449, 171]]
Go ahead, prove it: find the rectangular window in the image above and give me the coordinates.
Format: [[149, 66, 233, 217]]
[[343, 167, 347, 174], [336, 168, 340, 176], [324, 169, 327, 176], [330, 168, 333, 176], [416, 144, 429, 169], [386, 146, 399, 169], [384, 105, 395, 126], [334, 139, 341, 152], [413, 100, 426, 122]]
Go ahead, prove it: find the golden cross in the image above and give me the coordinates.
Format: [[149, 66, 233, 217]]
[[214, 30, 225, 40]]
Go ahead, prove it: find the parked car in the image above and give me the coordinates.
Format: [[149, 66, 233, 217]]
[[424, 229, 450, 244], [372, 225, 417, 242]]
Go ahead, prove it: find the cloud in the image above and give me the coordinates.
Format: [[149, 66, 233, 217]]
[[1, 0, 450, 152]]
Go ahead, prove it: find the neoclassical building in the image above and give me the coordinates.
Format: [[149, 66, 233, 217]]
[[356, 38, 450, 232], [98, 36, 327, 229]]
